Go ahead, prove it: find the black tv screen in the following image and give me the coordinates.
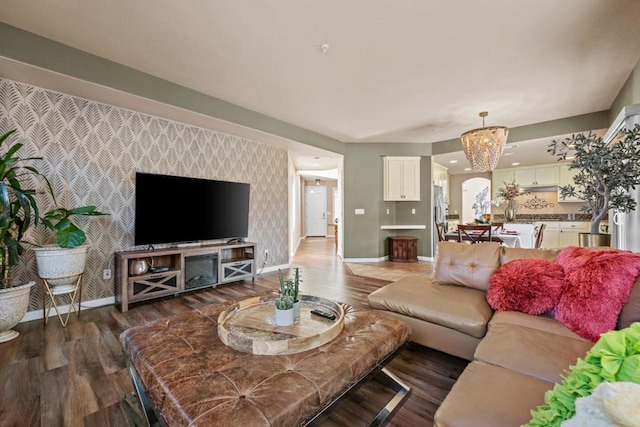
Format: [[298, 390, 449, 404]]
[[134, 172, 250, 246]]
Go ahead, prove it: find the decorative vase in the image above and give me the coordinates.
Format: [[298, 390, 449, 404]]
[[293, 300, 300, 319], [0, 281, 35, 343], [504, 199, 518, 222], [275, 307, 294, 326]]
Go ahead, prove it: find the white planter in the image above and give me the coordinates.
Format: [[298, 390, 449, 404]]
[[0, 281, 35, 343], [275, 307, 294, 326], [293, 300, 300, 319], [33, 245, 88, 293]]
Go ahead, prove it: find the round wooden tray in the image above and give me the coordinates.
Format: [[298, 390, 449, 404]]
[[218, 294, 345, 355]]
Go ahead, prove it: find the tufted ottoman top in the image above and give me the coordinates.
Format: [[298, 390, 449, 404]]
[[120, 298, 411, 426]]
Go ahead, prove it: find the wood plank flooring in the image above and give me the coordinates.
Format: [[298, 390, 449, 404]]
[[0, 237, 467, 426]]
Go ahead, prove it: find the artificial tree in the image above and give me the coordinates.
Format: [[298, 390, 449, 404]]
[[548, 124, 640, 235]]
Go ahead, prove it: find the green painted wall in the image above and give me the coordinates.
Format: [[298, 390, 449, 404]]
[[343, 144, 433, 259], [610, 58, 640, 122]]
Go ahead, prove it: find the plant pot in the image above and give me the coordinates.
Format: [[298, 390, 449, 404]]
[[293, 300, 300, 319], [33, 245, 88, 293], [579, 233, 611, 248], [275, 307, 294, 326], [0, 281, 35, 343]]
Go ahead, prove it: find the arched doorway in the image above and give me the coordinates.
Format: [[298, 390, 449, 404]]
[[461, 177, 491, 224]]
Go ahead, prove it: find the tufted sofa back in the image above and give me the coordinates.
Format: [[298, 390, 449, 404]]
[[433, 241, 640, 329]]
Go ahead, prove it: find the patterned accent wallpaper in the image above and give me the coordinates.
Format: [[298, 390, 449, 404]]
[[0, 78, 288, 312]]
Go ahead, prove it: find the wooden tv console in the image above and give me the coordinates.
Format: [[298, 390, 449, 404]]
[[115, 242, 256, 312]]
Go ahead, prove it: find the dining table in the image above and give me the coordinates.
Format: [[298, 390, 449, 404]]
[[444, 231, 522, 248]]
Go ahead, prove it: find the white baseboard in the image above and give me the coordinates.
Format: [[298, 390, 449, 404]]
[[418, 256, 434, 262], [256, 263, 291, 275], [343, 256, 389, 263], [20, 296, 116, 323]]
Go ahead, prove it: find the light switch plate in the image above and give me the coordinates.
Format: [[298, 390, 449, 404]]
[[355, 209, 365, 215], [411, 209, 416, 214]]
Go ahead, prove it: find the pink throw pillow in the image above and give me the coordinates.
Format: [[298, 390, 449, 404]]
[[554, 246, 640, 342], [487, 259, 565, 315]]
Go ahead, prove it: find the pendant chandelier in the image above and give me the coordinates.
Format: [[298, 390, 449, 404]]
[[460, 111, 509, 172]]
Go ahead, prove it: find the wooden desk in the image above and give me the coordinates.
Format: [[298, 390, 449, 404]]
[[388, 236, 418, 262]]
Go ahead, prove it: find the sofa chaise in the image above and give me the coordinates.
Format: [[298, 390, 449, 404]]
[[367, 241, 640, 426]]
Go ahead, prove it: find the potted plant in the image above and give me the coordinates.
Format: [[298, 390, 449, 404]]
[[548, 124, 640, 246], [278, 267, 301, 318], [495, 181, 530, 222], [274, 295, 294, 326], [472, 187, 499, 223], [32, 204, 108, 292], [0, 129, 46, 342]]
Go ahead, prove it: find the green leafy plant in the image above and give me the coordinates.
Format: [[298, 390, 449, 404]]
[[274, 295, 294, 310], [548, 124, 640, 235], [41, 205, 108, 248], [0, 129, 51, 288], [278, 267, 300, 302], [526, 322, 640, 426]]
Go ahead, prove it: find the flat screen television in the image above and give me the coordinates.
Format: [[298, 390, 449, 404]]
[[134, 172, 250, 246]]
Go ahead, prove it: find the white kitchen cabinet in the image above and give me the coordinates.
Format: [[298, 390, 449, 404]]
[[557, 164, 583, 202], [514, 165, 558, 186], [558, 221, 589, 247], [384, 156, 420, 201], [536, 221, 589, 249], [538, 222, 559, 249]]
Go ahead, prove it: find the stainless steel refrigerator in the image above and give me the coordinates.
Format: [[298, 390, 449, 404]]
[[433, 185, 447, 253], [607, 104, 640, 252]]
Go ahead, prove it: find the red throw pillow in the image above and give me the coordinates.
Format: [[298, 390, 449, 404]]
[[487, 259, 566, 315], [554, 246, 640, 342]]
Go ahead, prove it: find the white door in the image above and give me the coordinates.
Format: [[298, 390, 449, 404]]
[[305, 186, 326, 237]]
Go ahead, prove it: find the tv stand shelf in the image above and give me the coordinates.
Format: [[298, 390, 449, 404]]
[[115, 242, 255, 312]]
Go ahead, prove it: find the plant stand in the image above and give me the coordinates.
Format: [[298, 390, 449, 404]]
[[41, 274, 83, 327]]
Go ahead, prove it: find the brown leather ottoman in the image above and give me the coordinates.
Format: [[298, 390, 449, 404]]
[[120, 299, 411, 426]]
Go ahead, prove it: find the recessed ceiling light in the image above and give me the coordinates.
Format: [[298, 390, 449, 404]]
[[464, 167, 472, 171], [511, 162, 521, 166], [312, 163, 319, 166], [504, 152, 514, 156], [449, 160, 458, 164]]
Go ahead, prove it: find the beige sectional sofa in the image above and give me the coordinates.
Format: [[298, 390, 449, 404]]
[[367, 241, 640, 427]]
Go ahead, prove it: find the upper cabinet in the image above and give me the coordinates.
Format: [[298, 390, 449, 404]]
[[513, 165, 558, 186], [384, 156, 420, 201], [557, 164, 583, 202], [432, 162, 449, 202]]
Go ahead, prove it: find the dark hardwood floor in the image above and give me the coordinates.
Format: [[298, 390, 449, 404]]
[[0, 238, 467, 426]]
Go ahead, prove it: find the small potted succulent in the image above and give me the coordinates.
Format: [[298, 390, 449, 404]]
[[274, 294, 295, 326], [279, 267, 301, 318]]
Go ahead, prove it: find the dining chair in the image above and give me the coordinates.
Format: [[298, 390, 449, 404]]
[[534, 223, 547, 249], [490, 222, 504, 233], [457, 224, 492, 244], [435, 221, 447, 242]]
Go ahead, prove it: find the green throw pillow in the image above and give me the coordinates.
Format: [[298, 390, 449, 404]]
[[526, 322, 640, 427]]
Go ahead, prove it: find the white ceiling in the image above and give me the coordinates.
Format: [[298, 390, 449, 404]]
[[2, 1, 640, 167]]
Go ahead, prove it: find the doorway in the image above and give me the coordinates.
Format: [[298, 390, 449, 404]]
[[462, 177, 491, 224], [305, 186, 327, 237]]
